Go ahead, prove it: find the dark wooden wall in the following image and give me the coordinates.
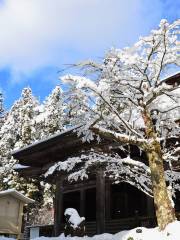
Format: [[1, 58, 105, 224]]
[[53, 173, 155, 236]]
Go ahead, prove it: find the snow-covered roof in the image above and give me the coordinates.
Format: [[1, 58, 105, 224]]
[[161, 71, 180, 82], [12, 125, 81, 156], [0, 189, 34, 203], [162, 71, 180, 85]]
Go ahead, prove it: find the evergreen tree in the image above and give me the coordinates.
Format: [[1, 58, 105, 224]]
[[37, 86, 65, 138], [0, 92, 5, 129], [0, 87, 40, 192], [0, 86, 62, 223]]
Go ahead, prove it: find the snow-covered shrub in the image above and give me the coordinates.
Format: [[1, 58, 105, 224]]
[[64, 208, 85, 237]]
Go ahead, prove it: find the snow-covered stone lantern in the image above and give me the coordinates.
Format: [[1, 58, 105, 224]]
[[0, 189, 34, 238]]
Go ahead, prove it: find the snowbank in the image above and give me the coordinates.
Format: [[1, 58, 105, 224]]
[[0, 221, 180, 240]]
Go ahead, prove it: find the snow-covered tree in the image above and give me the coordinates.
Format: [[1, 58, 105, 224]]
[[0, 87, 40, 192], [60, 19, 180, 230], [64, 83, 90, 128], [0, 92, 5, 128], [36, 86, 65, 138], [0, 87, 54, 224], [15, 87, 41, 148], [0, 86, 66, 223]]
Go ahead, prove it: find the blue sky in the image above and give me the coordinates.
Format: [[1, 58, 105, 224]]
[[0, 0, 179, 109]]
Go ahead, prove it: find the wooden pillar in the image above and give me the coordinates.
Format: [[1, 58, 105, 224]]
[[105, 180, 111, 220], [80, 189, 85, 217], [96, 169, 105, 234], [147, 196, 155, 217], [54, 178, 64, 236]]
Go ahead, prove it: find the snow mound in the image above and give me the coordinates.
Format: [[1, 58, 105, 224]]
[[64, 208, 85, 229]]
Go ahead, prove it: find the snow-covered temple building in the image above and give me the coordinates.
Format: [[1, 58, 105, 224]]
[[12, 72, 180, 237], [12, 127, 156, 236]]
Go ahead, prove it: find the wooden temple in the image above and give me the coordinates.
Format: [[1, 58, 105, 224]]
[[12, 72, 180, 237]]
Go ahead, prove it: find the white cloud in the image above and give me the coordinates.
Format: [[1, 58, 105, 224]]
[[0, 0, 173, 77]]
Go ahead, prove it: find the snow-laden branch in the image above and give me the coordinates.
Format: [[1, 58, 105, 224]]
[[45, 150, 180, 198], [62, 75, 143, 138], [90, 126, 148, 150], [45, 151, 152, 196], [146, 84, 180, 106]]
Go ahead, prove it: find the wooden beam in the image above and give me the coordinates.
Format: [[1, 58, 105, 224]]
[[63, 180, 96, 193], [54, 178, 64, 236], [96, 169, 105, 234], [17, 167, 43, 178]]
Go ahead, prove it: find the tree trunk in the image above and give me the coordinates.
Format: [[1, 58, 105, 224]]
[[147, 140, 176, 230], [142, 108, 176, 230]]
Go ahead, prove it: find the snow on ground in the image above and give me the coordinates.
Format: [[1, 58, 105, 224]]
[[7, 221, 180, 240], [0, 221, 180, 240], [32, 221, 180, 240]]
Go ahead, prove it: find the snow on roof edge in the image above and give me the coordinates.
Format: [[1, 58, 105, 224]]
[[0, 189, 35, 203]]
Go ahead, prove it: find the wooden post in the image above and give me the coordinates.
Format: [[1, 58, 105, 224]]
[[80, 189, 85, 217], [147, 196, 155, 217], [96, 169, 105, 234], [105, 180, 111, 220], [54, 178, 64, 236]]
